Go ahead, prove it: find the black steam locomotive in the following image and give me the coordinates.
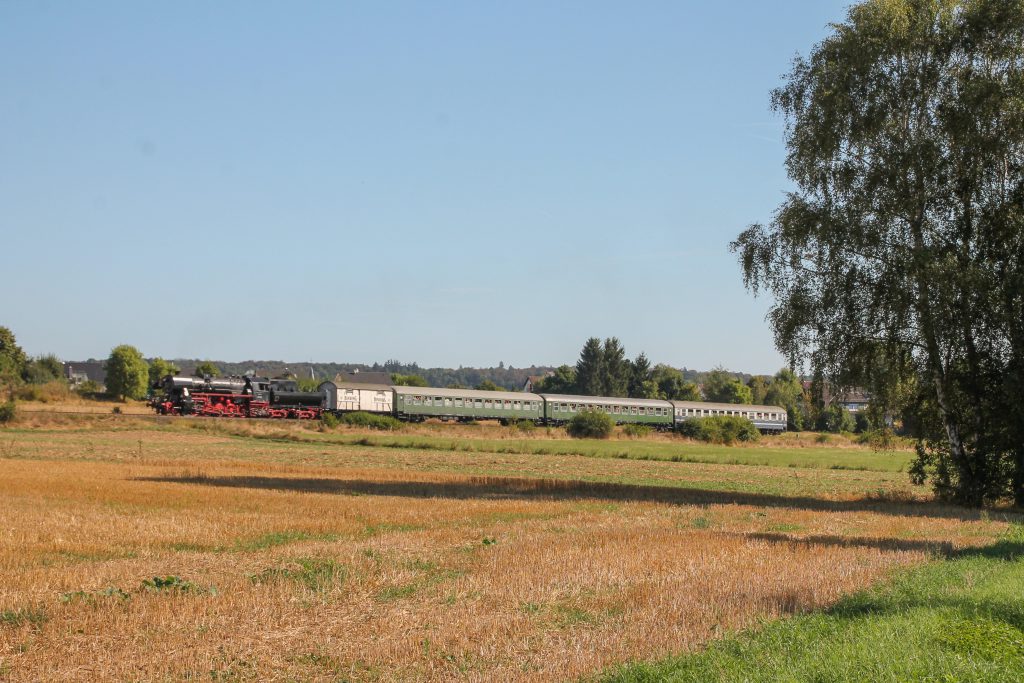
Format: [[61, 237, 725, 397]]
[[151, 375, 323, 419]]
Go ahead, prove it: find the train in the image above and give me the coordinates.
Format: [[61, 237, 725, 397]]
[[149, 375, 787, 432], [319, 381, 788, 432]]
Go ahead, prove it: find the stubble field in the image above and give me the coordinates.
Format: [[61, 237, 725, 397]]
[[0, 413, 1018, 681]]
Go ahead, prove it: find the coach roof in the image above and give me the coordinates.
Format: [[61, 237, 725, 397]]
[[539, 394, 673, 408], [669, 400, 787, 413], [392, 385, 542, 403]]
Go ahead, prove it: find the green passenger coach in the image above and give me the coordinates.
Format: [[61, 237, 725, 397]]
[[538, 393, 674, 428], [393, 386, 544, 423]]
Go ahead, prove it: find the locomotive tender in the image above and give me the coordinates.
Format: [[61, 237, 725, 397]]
[[151, 375, 787, 431]]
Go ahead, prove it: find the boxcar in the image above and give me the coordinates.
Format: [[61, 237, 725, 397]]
[[539, 394, 674, 428], [669, 400, 787, 432], [319, 382, 394, 414], [394, 386, 544, 423]]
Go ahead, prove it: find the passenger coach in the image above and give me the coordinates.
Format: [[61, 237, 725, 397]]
[[539, 394, 674, 428], [670, 400, 787, 432], [394, 386, 544, 423]]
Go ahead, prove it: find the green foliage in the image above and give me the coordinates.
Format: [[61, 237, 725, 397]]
[[0, 401, 15, 424], [566, 409, 615, 439], [13, 381, 70, 403], [320, 412, 340, 429], [475, 380, 501, 391], [141, 575, 199, 593], [250, 557, 347, 592], [391, 373, 428, 387], [0, 326, 27, 381], [75, 379, 104, 397], [677, 416, 760, 445], [572, 337, 635, 397], [621, 423, 651, 438], [628, 352, 652, 398], [650, 364, 703, 401], [858, 427, 898, 453], [854, 411, 873, 434], [575, 337, 605, 396], [105, 345, 149, 401], [193, 361, 220, 378], [0, 605, 48, 629], [731, 0, 1024, 506], [508, 419, 536, 433], [338, 411, 402, 431], [295, 377, 321, 392], [746, 375, 770, 404], [703, 367, 753, 404], [601, 337, 630, 397], [534, 365, 576, 394], [764, 368, 808, 431], [148, 357, 179, 386], [21, 354, 63, 384], [60, 586, 130, 604], [817, 405, 856, 434]]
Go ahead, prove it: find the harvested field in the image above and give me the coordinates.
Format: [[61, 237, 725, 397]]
[[0, 415, 1016, 681]]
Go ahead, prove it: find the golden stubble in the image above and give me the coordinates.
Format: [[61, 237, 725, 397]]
[[0, 432, 1011, 682]]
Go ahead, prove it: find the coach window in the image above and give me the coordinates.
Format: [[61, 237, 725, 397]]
[[494, 401, 502, 410], [474, 399, 483, 409], [455, 398, 463, 407], [444, 398, 452, 407]]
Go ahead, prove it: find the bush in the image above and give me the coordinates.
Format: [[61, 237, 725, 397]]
[[676, 416, 760, 445], [14, 380, 70, 403], [566, 410, 615, 439], [622, 423, 652, 438], [321, 413, 340, 429], [75, 380, 105, 398], [860, 427, 897, 452], [816, 404, 856, 433], [508, 419, 536, 433], [0, 401, 15, 424], [338, 411, 401, 431]]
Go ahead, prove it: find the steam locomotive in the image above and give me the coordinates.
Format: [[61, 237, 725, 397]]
[[150, 375, 324, 419]]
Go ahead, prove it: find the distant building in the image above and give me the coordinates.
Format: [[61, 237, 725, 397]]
[[64, 361, 106, 386], [805, 380, 871, 412]]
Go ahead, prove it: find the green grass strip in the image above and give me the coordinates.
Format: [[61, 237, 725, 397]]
[[601, 527, 1024, 683]]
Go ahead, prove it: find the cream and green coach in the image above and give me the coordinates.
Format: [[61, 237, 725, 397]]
[[394, 386, 544, 423]]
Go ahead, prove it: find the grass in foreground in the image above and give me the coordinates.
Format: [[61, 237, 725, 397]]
[[602, 526, 1024, 683]]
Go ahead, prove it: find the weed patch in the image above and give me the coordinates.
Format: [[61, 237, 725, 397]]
[[251, 557, 347, 593], [0, 606, 48, 629]]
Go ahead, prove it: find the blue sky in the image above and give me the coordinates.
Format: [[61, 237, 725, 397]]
[[1, 1, 850, 373]]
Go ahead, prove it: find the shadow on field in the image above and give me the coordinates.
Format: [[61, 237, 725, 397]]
[[135, 473, 1022, 523], [747, 532, 957, 556]]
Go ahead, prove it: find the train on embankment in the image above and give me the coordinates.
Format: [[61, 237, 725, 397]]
[[150, 375, 788, 432]]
